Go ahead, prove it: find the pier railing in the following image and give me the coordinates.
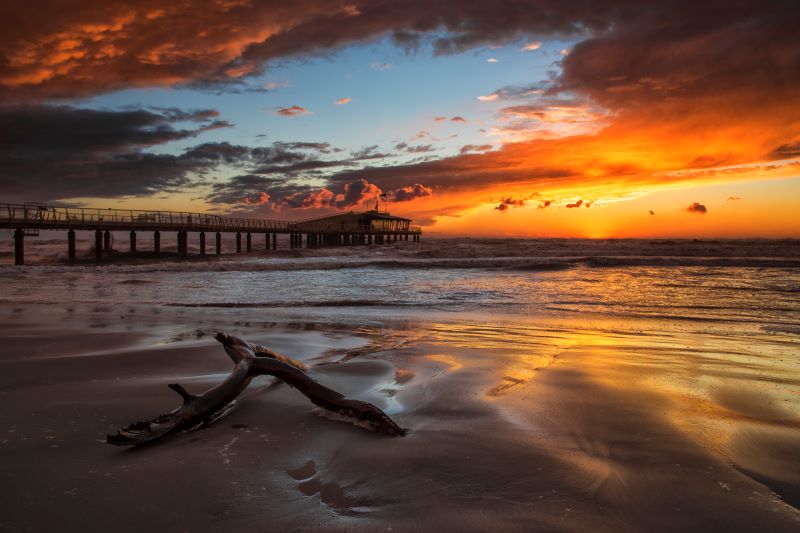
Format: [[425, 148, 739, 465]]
[[0, 203, 289, 232], [0, 203, 422, 234]]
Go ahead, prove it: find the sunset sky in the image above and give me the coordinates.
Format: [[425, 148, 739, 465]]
[[1, 1, 798, 237]]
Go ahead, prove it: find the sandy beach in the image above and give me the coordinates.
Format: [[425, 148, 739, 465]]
[[1, 265, 798, 532]]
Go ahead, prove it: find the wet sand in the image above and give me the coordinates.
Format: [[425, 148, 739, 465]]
[[1, 306, 798, 532]]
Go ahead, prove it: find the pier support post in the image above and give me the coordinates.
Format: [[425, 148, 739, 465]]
[[103, 230, 111, 252], [67, 229, 76, 262], [14, 228, 24, 265], [129, 230, 136, 255], [154, 231, 161, 255], [272, 233, 277, 250], [265, 233, 270, 250], [368, 234, 372, 245], [246, 232, 252, 252], [200, 232, 206, 256], [236, 232, 242, 253], [216, 232, 222, 255], [95, 230, 103, 259]]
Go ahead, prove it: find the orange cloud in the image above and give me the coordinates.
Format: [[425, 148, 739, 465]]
[[335, 97, 352, 105], [685, 202, 707, 214], [520, 41, 542, 51], [275, 105, 310, 116]]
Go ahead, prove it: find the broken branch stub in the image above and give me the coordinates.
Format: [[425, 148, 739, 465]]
[[106, 333, 407, 446]]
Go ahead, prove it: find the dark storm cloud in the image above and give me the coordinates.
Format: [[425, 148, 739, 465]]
[[182, 142, 251, 163], [389, 183, 433, 202], [0, 1, 611, 100], [685, 202, 707, 214], [205, 174, 288, 205], [0, 104, 231, 201]]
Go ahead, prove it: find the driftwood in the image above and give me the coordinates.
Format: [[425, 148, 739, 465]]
[[107, 333, 407, 445]]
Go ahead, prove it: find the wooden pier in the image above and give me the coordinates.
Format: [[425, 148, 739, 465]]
[[1, 203, 422, 265]]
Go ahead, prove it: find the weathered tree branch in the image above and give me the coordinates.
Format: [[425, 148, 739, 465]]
[[106, 333, 406, 446]]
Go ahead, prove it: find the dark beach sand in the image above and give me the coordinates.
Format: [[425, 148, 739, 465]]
[[1, 308, 799, 532]]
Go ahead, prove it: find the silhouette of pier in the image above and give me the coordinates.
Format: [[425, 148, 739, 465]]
[[1, 203, 421, 265]]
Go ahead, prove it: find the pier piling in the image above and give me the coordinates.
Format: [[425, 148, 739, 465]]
[[154, 231, 160, 255], [246, 232, 252, 252], [129, 230, 136, 255], [14, 228, 24, 265], [200, 232, 206, 256], [67, 229, 75, 261], [216, 232, 222, 255], [103, 230, 111, 252], [236, 232, 242, 253], [94, 230, 102, 260]]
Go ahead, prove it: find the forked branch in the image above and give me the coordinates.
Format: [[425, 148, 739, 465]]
[[106, 333, 406, 446]]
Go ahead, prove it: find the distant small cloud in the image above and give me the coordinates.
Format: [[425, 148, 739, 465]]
[[342, 4, 360, 16], [649, 210, 655, 215], [520, 41, 542, 52], [335, 97, 352, 105], [459, 144, 493, 154], [404, 144, 435, 154], [486, 58, 498, 63], [275, 105, 310, 116], [565, 199, 583, 208], [370, 62, 392, 71], [477, 94, 499, 102], [685, 202, 708, 214], [727, 196, 741, 201], [495, 196, 527, 211], [263, 79, 291, 90], [450, 116, 466, 123], [538, 201, 551, 209], [560, 49, 570, 56], [584, 201, 593, 208], [413, 130, 429, 139], [434, 116, 447, 122]]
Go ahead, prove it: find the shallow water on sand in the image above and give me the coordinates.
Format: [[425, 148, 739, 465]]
[[0, 238, 798, 530]]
